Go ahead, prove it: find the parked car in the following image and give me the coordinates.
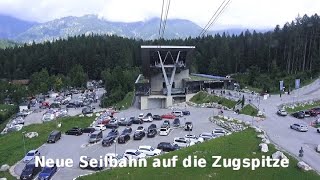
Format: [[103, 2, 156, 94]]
[[42, 113, 55, 122], [118, 134, 130, 144], [277, 109, 288, 116], [147, 124, 157, 131], [38, 164, 57, 180], [184, 122, 193, 131], [131, 116, 143, 124], [138, 145, 161, 156], [147, 128, 157, 138], [79, 157, 103, 171], [133, 131, 146, 140], [185, 134, 204, 143], [199, 132, 215, 140], [47, 130, 61, 143], [292, 111, 305, 119], [65, 127, 83, 136], [142, 115, 153, 122], [82, 127, 95, 134], [118, 118, 133, 126], [138, 113, 144, 119], [173, 137, 195, 147], [105, 120, 119, 129], [152, 115, 162, 120], [107, 129, 119, 138], [212, 128, 229, 137], [89, 131, 103, 143], [20, 160, 42, 180], [290, 123, 308, 132], [172, 110, 184, 117], [317, 128, 320, 133], [123, 149, 146, 159], [182, 110, 191, 115], [172, 118, 180, 127], [159, 127, 171, 136], [102, 136, 116, 147], [121, 127, 133, 135], [94, 124, 107, 131], [302, 110, 312, 117], [136, 126, 145, 132], [310, 107, 320, 116], [82, 106, 94, 114], [23, 150, 40, 163], [157, 142, 180, 152], [161, 113, 176, 119], [161, 120, 170, 128]]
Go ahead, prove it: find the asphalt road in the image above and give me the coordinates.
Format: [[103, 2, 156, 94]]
[[14, 107, 220, 180], [222, 78, 320, 174]]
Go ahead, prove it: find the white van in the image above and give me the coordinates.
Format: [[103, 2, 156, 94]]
[[172, 111, 183, 117], [159, 127, 170, 136], [173, 137, 195, 147]]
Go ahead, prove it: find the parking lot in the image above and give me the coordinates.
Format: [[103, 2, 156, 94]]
[[14, 106, 220, 180]]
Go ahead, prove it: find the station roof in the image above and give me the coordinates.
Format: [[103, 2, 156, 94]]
[[141, 45, 195, 49]]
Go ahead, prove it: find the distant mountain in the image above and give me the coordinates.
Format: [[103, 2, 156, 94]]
[[0, 14, 38, 39], [14, 15, 207, 43], [0, 14, 270, 43]]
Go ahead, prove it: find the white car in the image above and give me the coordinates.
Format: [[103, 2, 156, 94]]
[[290, 123, 308, 132], [123, 149, 146, 159], [42, 113, 55, 122], [23, 150, 40, 163], [277, 109, 288, 116], [199, 132, 215, 141], [173, 137, 195, 148], [94, 124, 106, 131], [138, 146, 162, 156], [172, 111, 184, 117], [184, 134, 204, 143], [142, 116, 153, 122], [212, 128, 230, 137], [159, 127, 171, 136], [136, 126, 145, 132], [138, 113, 144, 119]]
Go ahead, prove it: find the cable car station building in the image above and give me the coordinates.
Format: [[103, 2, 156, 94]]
[[135, 45, 236, 110]]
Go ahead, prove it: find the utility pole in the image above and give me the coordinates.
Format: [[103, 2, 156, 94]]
[[22, 131, 27, 155]]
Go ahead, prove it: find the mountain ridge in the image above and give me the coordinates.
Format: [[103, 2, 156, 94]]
[[0, 14, 271, 43]]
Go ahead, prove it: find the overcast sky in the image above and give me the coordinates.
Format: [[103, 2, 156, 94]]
[[0, 0, 319, 30]]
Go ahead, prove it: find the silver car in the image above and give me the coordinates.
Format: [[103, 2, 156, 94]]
[[290, 123, 308, 132]]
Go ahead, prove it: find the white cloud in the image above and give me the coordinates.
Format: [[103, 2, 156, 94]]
[[0, 0, 319, 29]]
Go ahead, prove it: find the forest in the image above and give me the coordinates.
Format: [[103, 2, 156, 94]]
[[0, 14, 319, 105]]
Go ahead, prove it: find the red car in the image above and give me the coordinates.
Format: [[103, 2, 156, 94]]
[[309, 108, 320, 116], [99, 118, 111, 125], [40, 102, 50, 109], [161, 113, 176, 119]]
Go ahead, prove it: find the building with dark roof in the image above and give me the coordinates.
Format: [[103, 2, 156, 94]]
[[135, 45, 237, 110]]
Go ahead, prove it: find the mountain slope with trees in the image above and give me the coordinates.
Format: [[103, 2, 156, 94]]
[[0, 14, 319, 105]]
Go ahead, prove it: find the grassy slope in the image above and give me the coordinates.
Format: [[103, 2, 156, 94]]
[[190, 91, 237, 109], [114, 91, 134, 110], [0, 116, 94, 179], [80, 129, 319, 180], [285, 101, 320, 113], [240, 104, 258, 116]]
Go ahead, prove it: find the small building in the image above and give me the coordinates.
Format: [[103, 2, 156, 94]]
[[11, 79, 30, 85], [19, 102, 29, 112]]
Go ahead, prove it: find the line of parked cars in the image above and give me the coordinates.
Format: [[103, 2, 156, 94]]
[[290, 107, 320, 119]]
